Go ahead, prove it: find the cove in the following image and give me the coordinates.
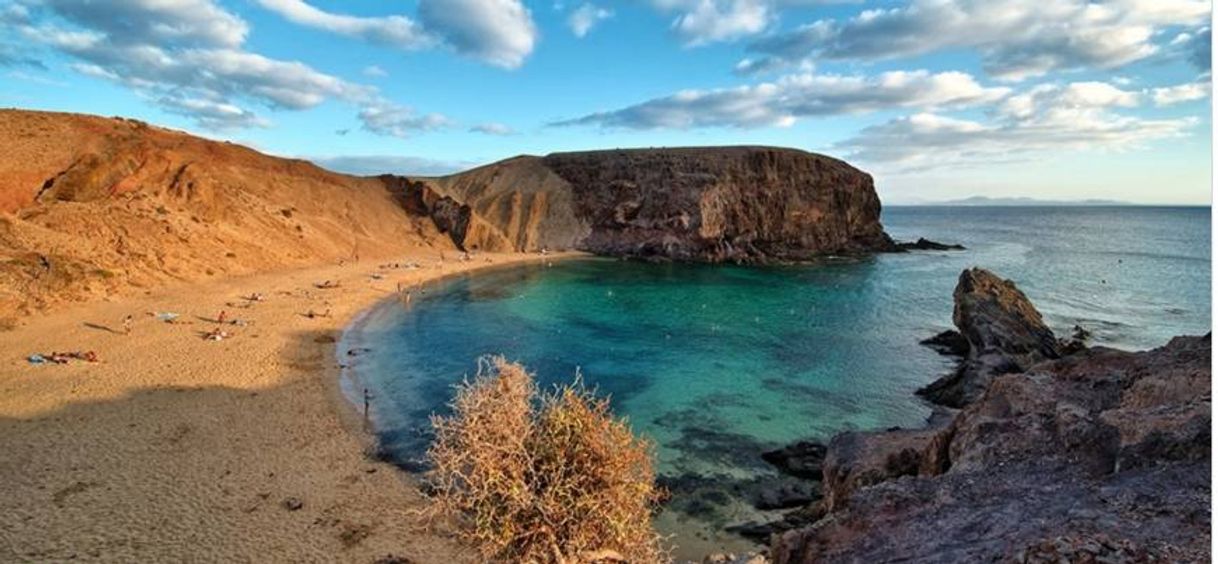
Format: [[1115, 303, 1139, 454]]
[[340, 206, 1211, 558]]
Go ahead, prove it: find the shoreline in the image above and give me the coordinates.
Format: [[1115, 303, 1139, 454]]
[[0, 249, 578, 562]]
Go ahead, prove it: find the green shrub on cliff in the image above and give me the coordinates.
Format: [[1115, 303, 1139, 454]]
[[424, 357, 667, 563]]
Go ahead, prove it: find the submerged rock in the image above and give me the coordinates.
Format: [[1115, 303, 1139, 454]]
[[760, 441, 827, 480], [918, 268, 1062, 407]]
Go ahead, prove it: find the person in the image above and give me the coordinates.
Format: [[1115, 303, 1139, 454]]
[[217, 310, 227, 324], [122, 315, 133, 335]]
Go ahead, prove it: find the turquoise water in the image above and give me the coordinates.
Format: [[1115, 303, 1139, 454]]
[[342, 206, 1210, 555]]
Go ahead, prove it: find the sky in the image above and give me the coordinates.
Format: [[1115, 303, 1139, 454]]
[[0, 0, 1212, 204]]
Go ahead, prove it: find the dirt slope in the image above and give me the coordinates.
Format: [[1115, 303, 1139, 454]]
[[0, 109, 450, 318]]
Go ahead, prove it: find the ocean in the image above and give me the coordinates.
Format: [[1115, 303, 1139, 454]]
[[340, 205, 1210, 557]]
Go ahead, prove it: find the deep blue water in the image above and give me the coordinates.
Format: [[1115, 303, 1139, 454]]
[[341, 206, 1210, 556]]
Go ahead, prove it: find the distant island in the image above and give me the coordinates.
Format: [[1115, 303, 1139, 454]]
[[896, 196, 1133, 206]]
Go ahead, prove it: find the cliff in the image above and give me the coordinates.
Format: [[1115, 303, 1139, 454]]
[[763, 269, 1210, 562], [414, 147, 896, 261], [0, 110, 898, 318]]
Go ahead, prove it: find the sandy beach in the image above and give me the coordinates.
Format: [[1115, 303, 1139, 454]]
[[0, 250, 571, 562]]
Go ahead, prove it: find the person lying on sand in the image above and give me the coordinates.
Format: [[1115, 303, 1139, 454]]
[[203, 328, 229, 341], [314, 280, 341, 289], [304, 309, 332, 319], [244, 292, 265, 302], [123, 315, 133, 335]]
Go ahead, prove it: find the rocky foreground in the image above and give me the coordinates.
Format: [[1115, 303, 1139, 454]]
[[743, 268, 1209, 562]]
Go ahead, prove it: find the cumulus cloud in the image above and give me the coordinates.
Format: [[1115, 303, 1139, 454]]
[[568, 4, 613, 38], [312, 155, 479, 177], [14, 0, 447, 135], [418, 0, 537, 69], [470, 122, 516, 135], [742, 0, 1211, 80], [838, 81, 1197, 171], [257, 0, 537, 69], [1150, 81, 1210, 106], [554, 70, 1009, 129]]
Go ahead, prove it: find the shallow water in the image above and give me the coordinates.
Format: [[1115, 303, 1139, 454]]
[[342, 205, 1210, 558]]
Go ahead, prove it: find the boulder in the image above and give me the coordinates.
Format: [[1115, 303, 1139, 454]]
[[918, 268, 1062, 407]]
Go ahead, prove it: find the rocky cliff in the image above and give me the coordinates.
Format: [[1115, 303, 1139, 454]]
[[764, 269, 1210, 562], [413, 147, 896, 261]]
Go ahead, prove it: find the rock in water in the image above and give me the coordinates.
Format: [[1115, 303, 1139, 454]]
[[771, 269, 1211, 564], [411, 147, 897, 262], [760, 441, 828, 480], [918, 268, 1062, 407], [896, 238, 966, 251]]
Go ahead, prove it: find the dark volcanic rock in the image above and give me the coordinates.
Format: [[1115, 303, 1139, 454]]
[[772, 318, 1210, 563], [760, 441, 827, 480], [897, 238, 965, 251], [415, 147, 897, 262], [919, 329, 969, 357], [918, 268, 1062, 407], [753, 480, 821, 511]]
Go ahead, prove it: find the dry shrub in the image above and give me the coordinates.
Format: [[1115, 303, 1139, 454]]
[[425, 357, 667, 563]]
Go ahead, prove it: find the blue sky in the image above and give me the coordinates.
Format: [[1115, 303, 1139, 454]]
[[0, 0, 1212, 204]]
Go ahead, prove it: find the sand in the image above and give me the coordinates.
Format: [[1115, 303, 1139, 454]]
[[0, 249, 573, 562]]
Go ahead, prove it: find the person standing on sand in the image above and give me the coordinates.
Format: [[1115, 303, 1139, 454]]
[[217, 310, 227, 325]]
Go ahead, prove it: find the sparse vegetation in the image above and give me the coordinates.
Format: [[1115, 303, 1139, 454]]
[[424, 357, 667, 563]]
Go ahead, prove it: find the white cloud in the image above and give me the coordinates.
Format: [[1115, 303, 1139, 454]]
[[648, 0, 832, 46], [363, 65, 388, 78], [256, 0, 538, 68], [16, 0, 448, 136], [555, 70, 1010, 129], [254, 0, 430, 48], [157, 94, 272, 130], [470, 122, 516, 135], [417, 0, 537, 69], [359, 103, 454, 138], [743, 0, 1211, 80], [568, 3, 613, 38], [839, 81, 1197, 171], [1151, 81, 1210, 106]]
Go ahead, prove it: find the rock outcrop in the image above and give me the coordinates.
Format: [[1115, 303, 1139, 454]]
[[414, 147, 897, 262], [769, 269, 1211, 563], [918, 268, 1062, 407], [896, 238, 965, 251]]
